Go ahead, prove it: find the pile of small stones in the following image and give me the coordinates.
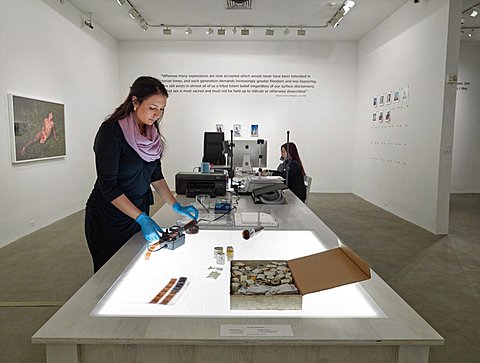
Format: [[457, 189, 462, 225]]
[[231, 260, 297, 295]]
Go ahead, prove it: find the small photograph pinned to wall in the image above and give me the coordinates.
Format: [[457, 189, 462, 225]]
[[250, 124, 259, 137], [393, 89, 400, 103], [379, 94, 384, 107], [378, 111, 384, 123], [216, 123, 224, 133], [233, 124, 242, 137], [385, 110, 391, 122], [8, 94, 66, 163], [373, 96, 378, 108], [402, 86, 409, 101], [386, 92, 392, 105], [372, 113, 377, 122]]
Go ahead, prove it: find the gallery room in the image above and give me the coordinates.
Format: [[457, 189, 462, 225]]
[[0, 0, 479, 362]]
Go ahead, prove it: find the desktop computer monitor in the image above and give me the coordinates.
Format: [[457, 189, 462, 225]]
[[203, 132, 226, 165], [232, 139, 267, 171]]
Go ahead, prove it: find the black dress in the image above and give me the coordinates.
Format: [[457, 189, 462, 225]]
[[271, 159, 307, 203], [84, 121, 164, 272]]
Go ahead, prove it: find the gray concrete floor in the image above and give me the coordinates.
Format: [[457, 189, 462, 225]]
[[0, 193, 478, 363]]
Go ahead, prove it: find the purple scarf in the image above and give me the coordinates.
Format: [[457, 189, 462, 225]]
[[118, 112, 163, 162]]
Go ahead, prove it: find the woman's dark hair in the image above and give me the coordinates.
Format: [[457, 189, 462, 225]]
[[281, 142, 305, 176], [105, 76, 168, 133]]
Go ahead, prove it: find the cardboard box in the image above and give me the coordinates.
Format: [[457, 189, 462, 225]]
[[230, 244, 371, 310]]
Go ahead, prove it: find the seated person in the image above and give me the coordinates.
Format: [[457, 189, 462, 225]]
[[21, 111, 58, 156], [261, 142, 307, 203]]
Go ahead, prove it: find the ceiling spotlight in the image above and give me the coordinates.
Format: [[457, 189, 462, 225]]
[[116, 0, 127, 6], [297, 28, 306, 36], [185, 27, 192, 35], [329, 0, 354, 27], [84, 19, 94, 30], [265, 28, 274, 36], [140, 23, 148, 31], [470, 8, 478, 17], [206, 27, 214, 35], [83, 12, 94, 29], [343, 0, 355, 14], [163, 27, 171, 35], [461, 17, 465, 24], [468, 29, 474, 37], [241, 27, 249, 35], [284, 27, 290, 35], [232, 26, 237, 34], [128, 8, 140, 20], [330, 12, 344, 27], [218, 28, 226, 35]]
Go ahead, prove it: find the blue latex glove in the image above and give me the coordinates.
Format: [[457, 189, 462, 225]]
[[135, 212, 163, 242], [172, 202, 199, 220]]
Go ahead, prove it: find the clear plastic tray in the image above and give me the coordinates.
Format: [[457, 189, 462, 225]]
[[233, 210, 279, 228], [177, 209, 234, 228]]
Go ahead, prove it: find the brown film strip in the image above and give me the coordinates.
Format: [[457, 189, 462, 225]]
[[145, 240, 163, 260], [149, 278, 177, 304], [160, 277, 188, 305]]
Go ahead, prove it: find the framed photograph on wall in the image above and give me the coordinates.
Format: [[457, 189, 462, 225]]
[[379, 95, 384, 107], [251, 124, 259, 137], [385, 110, 391, 122], [8, 94, 66, 163], [393, 89, 400, 103], [216, 123, 224, 133], [378, 111, 384, 123], [386, 92, 392, 105], [373, 96, 378, 108], [402, 86, 409, 101], [372, 113, 377, 122], [233, 124, 242, 137]]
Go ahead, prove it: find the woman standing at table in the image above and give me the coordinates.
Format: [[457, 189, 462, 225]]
[[85, 76, 198, 272]]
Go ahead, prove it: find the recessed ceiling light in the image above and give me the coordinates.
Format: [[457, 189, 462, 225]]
[[218, 28, 226, 35], [265, 28, 274, 36], [185, 27, 192, 35]]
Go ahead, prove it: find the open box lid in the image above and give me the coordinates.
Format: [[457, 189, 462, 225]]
[[287, 243, 371, 296]]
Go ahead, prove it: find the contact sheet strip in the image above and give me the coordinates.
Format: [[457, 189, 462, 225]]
[[149, 278, 177, 304], [149, 277, 188, 305]]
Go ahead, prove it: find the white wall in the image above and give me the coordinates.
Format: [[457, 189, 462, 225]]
[[118, 41, 357, 192], [451, 42, 480, 192], [0, 0, 119, 247], [352, 0, 461, 234]]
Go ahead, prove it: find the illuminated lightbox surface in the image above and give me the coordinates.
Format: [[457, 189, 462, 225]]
[[92, 230, 384, 318]]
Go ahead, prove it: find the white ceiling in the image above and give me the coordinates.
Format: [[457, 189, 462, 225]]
[[63, 0, 480, 42], [65, 0, 409, 41]]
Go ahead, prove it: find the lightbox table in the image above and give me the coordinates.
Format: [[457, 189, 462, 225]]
[[33, 190, 443, 363]]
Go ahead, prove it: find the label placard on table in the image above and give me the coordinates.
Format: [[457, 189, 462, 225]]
[[220, 324, 294, 337]]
